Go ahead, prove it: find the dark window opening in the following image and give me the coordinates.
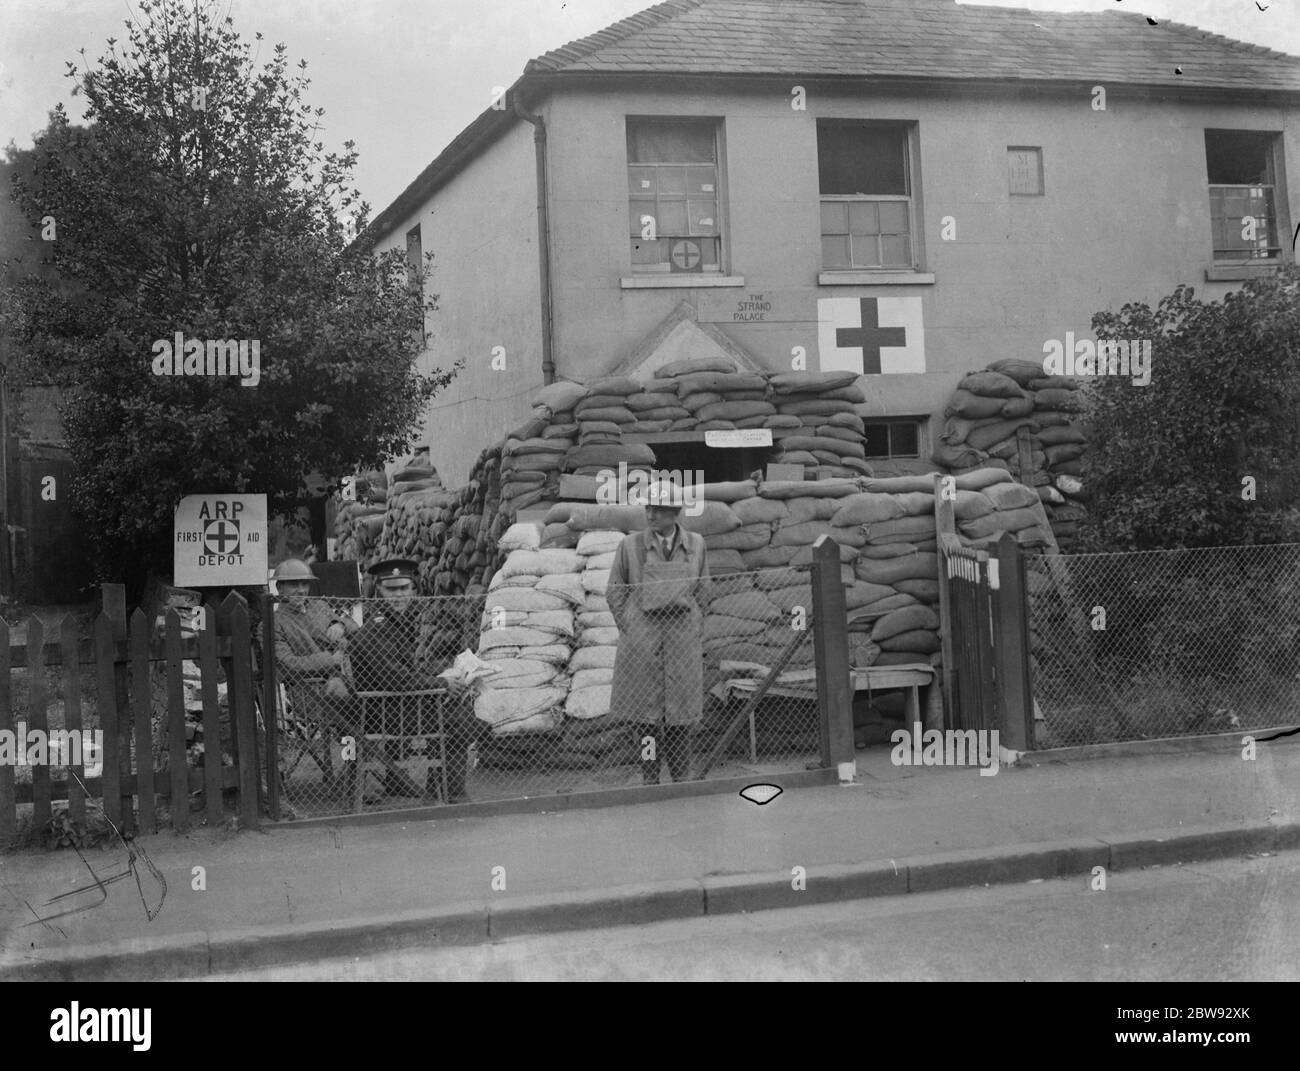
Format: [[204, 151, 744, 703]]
[[817, 120, 914, 269], [1205, 130, 1281, 262], [864, 419, 922, 460], [637, 440, 763, 485]]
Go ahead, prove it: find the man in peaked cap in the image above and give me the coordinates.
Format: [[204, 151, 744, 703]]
[[349, 558, 477, 802]]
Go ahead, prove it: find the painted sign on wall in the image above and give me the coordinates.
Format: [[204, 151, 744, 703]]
[[817, 297, 926, 374]]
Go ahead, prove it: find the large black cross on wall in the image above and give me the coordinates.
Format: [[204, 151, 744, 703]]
[[836, 298, 907, 374]]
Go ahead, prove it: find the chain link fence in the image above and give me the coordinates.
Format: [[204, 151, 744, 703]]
[[1027, 544, 1300, 747], [264, 567, 827, 818]]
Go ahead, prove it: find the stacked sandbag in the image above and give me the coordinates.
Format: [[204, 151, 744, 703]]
[[674, 366, 775, 433], [945, 359, 1089, 549], [735, 476, 862, 572], [948, 466, 1052, 550], [560, 376, 652, 477], [624, 373, 691, 435], [556, 529, 630, 763], [500, 417, 569, 515], [932, 367, 1035, 476], [698, 480, 763, 574], [333, 500, 386, 567], [425, 446, 505, 596], [712, 567, 826, 670], [716, 476, 864, 669], [977, 361, 1092, 551], [768, 371, 872, 479], [381, 478, 458, 572], [1012, 364, 1089, 551], [830, 478, 940, 667], [474, 546, 582, 736], [1047, 473, 1089, 549]]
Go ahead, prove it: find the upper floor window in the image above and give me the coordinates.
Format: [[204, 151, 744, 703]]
[[405, 224, 423, 290], [405, 224, 426, 344], [1205, 130, 1282, 263], [627, 118, 722, 273], [818, 120, 916, 271]]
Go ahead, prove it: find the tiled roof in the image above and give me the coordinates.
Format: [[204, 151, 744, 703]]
[[526, 0, 1300, 93], [368, 0, 1300, 242]]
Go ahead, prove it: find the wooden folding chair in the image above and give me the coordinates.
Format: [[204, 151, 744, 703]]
[[352, 689, 450, 810]]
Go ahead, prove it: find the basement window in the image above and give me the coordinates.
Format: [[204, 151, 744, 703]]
[[863, 419, 923, 460]]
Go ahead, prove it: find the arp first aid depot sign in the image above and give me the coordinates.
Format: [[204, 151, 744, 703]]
[[174, 494, 267, 586]]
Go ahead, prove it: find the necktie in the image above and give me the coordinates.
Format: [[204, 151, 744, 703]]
[[660, 536, 672, 559]]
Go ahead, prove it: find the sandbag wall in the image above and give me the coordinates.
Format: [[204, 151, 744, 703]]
[[332, 468, 389, 566], [932, 359, 1089, 549], [469, 531, 634, 767], [474, 544, 579, 737]]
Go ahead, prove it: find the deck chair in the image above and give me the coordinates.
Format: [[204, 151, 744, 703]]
[[276, 677, 340, 786]]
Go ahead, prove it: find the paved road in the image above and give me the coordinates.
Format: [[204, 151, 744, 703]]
[[200, 851, 1298, 981]]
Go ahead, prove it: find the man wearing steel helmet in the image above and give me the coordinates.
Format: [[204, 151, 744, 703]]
[[267, 558, 357, 688], [264, 557, 361, 796], [607, 478, 710, 784]]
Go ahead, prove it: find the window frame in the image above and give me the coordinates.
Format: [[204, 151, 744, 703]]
[[625, 116, 728, 276], [862, 417, 927, 461], [816, 119, 923, 274], [405, 224, 427, 346], [1204, 129, 1286, 267]]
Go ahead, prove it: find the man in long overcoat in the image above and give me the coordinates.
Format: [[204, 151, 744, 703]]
[[607, 480, 710, 783]]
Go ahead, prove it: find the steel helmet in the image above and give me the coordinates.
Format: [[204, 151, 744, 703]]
[[644, 480, 685, 510], [272, 558, 317, 582]]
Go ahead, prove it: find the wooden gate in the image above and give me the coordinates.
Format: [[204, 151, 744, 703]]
[[934, 475, 1035, 750], [0, 587, 262, 844]]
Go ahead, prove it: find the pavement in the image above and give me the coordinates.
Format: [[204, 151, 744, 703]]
[[2, 731, 1298, 980]]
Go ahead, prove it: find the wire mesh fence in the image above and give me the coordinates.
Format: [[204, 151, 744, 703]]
[[264, 565, 827, 818], [1026, 543, 1300, 747]]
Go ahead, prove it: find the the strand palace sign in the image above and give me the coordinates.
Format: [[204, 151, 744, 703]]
[[174, 494, 268, 586]]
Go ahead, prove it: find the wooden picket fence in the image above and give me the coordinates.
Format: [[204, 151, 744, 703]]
[[0, 586, 263, 844]]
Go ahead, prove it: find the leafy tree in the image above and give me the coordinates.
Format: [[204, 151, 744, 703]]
[[0, 0, 455, 590], [1081, 266, 1300, 551]]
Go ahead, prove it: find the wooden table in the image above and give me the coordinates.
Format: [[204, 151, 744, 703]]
[[720, 664, 935, 760]]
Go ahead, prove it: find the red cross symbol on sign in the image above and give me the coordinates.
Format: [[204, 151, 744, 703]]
[[669, 239, 702, 272], [203, 518, 240, 555]]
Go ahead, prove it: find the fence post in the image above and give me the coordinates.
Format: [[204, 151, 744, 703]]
[[197, 607, 225, 829], [28, 616, 51, 831], [810, 536, 855, 782], [994, 533, 1034, 753], [129, 609, 156, 835], [164, 609, 189, 832], [221, 593, 259, 830], [94, 614, 121, 832], [262, 594, 279, 821], [0, 619, 12, 843], [932, 474, 958, 730], [60, 616, 85, 825], [103, 584, 133, 833]]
